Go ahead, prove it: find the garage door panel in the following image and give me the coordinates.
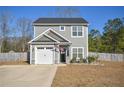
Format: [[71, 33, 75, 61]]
[[36, 47, 53, 64]]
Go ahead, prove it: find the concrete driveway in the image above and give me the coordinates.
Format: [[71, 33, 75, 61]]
[[0, 65, 57, 87]]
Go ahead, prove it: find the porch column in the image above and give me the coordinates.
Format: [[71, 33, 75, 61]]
[[57, 45, 60, 64], [66, 46, 70, 64], [30, 45, 32, 64]]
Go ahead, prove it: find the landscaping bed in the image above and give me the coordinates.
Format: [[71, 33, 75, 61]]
[[52, 61, 124, 87]]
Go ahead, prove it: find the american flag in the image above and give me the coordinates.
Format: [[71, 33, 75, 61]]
[[60, 47, 64, 52]]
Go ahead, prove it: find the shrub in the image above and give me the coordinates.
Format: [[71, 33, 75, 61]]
[[95, 55, 99, 61], [87, 55, 99, 63], [79, 58, 87, 63], [79, 58, 83, 63], [70, 57, 76, 63], [70, 56, 99, 64], [83, 58, 88, 63]]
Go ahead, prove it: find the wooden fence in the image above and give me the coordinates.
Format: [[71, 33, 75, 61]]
[[0, 52, 124, 62], [0, 52, 29, 62], [89, 52, 124, 62]]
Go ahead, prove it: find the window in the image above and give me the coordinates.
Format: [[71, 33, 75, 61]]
[[46, 47, 53, 50], [72, 47, 84, 59], [60, 26, 65, 31], [78, 26, 83, 36], [71, 26, 84, 37], [72, 48, 77, 58], [72, 26, 77, 36], [78, 48, 83, 58], [37, 47, 44, 49]]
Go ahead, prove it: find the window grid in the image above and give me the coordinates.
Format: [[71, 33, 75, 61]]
[[72, 47, 84, 59], [60, 26, 65, 31], [72, 26, 84, 37]]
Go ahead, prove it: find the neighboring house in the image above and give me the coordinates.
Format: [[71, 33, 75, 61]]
[[28, 18, 88, 64]]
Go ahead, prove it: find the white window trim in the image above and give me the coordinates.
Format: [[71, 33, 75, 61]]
[[71, 26, 84, 38], [71, 47, 84, 59], [59, 26, 65, 31]]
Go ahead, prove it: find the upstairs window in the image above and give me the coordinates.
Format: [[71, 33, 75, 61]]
[[60, 26, 65, 31], [72, 26, 77, 36], [71, 26, 84, 37]]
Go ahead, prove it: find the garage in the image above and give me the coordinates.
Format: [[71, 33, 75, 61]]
[[36, 47, 54, 64]]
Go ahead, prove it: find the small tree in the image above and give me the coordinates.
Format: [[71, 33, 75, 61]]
[[102, 18, 124, 53], [88, 29, 101, 52]]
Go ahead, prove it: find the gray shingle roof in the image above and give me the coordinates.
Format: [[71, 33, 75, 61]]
[[33, 18, 88, 24]]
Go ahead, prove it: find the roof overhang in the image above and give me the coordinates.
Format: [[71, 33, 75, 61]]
[[33, 23, 89, 26]]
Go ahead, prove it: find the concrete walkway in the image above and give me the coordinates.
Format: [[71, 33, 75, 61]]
[[0, 65, 57, 87]]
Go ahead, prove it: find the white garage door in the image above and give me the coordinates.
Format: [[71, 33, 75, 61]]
[[36, 47, 53, 64]]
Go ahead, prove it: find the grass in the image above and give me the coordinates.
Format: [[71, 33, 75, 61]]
[[52, 61, 124, 87], [0, 61, 29, 65]]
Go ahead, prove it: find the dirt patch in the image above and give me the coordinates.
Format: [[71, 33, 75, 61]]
[[52, 62, 124, 87], [0, 61, 29, 65]]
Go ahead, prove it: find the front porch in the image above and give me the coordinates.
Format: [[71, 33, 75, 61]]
[[55, 45, 70, 64]]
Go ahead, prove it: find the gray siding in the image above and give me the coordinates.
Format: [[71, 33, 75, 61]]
[[34, 26, 87, 46], [34, 25, 88, 59]]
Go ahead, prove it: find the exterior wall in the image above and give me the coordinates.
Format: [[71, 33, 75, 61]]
[[34, 25, 88, 60]]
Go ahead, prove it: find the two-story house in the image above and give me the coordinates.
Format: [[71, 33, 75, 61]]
[[28, 18, 88, 64]]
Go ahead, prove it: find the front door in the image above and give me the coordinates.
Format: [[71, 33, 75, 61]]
[[60, 47, 66, 63]]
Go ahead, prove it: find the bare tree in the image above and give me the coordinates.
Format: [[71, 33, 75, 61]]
[[16, 17, 32, 52], [11, 27, 18, 51], [55, 7, 81, 18], [0, 11, 13, 52]]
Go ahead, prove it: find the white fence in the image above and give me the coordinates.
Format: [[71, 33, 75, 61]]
[[0, 52, 29, 62], [89, 52, 124, 62]]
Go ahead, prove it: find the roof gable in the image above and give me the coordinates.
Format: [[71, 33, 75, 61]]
[[47, 30, 68, 42], [33, 34, 56, 42], [28, 28, 71, 44]]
